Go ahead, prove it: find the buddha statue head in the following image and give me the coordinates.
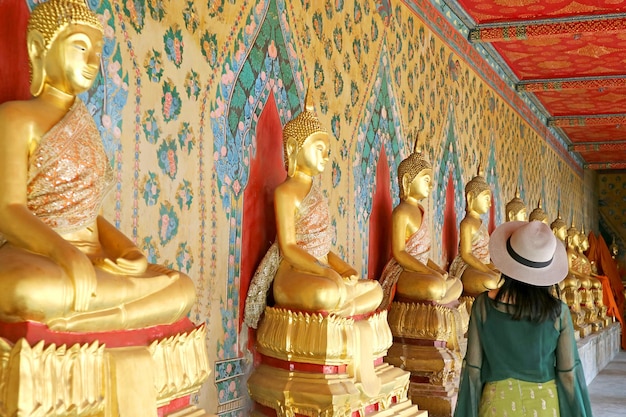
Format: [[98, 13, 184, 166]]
[[282, 89, 329, 177], [27, 0, 104, 97], [566, 221, 580, 250], [398, 144, 432, 201], [505, 187, 527, 222], [550, 211, 567, 242], [465, 165, 491, 215], [528, 198, 548, 224]]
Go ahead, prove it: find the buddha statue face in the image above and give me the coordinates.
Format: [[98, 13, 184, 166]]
[[282, 90, 327, 177], [579, 233, 589, 252], [566, 227, 580, 250], [293, 131, 330, 177], [509, 207, 527, 222], [398, 149, 432, 201], [464, 168, 491, 215], [554, 225, 567, 242], [505, 189, 527, 222], [407, 169, 433, 201], [27, 0, 104, 97], [469, 189, 492, 215], [44, 25, 103, 95]]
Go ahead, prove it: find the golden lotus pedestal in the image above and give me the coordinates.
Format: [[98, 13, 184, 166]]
[[248, 307, 427, 417], [0, 319, 211, 417], [384, 301, 469, 417]]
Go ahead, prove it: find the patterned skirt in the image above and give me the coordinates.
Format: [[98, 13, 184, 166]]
[[479, 378, 560, 417]]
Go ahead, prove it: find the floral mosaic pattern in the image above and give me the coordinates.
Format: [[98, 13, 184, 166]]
[[164, 25, 184, 68], [162, 80, 182, 122], [158, 202, 179, 245], [144, 49, 164, 82], [157, 137, 179, 179]]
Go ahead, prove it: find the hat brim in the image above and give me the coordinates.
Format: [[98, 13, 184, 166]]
[[489, 221, 568, 286]]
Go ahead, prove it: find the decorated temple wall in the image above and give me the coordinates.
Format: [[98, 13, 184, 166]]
[[0, 0, 597, 414]]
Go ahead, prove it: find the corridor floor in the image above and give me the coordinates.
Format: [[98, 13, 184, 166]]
[[587, 349, 626, 416]]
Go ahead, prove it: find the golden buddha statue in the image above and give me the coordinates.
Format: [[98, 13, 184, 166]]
[[244, 89, 382, 328], [378, 147, 462, 310], [578, 225, 608, 326], [448, 167, 500, 297], [0, 0, 197, 332], [528, 198, 549, 224], [504, 187, 527, 222], [563, 222, 593, 335]]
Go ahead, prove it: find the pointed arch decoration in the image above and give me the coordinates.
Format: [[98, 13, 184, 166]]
[[517, 158, 526, 205], [486, 137, 502, 233], [434, 105, 465, 266], [209, 0, 303, 360], [353, 42, 405, 277]]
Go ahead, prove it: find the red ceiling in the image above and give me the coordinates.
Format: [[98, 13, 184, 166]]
[[455, 0, 626, 23], [447, 0, 626, 170]]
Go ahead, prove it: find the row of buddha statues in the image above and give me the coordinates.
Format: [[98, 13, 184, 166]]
[[240, 89, 616, 414], [509, 194, 611, 337]]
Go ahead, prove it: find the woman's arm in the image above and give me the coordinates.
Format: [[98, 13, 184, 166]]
[[555, 304, 593, 417]]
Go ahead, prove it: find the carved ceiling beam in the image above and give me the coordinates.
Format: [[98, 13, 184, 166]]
[[548, 114, 626, 127], [584, 162, 626, 170], [469, 16, 626, 43], [569, 142, 626, 152], [516, 77, 626, 92]]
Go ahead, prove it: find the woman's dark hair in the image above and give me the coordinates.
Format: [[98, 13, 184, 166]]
[[493, 274, 562, 323]]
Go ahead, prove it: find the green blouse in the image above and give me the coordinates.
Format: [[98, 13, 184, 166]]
[[454, 292, 593, 417]]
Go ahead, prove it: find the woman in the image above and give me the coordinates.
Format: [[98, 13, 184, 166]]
[[455, 221, 593, 417]]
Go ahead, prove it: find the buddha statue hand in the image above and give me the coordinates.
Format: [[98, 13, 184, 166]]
[[92, 248, 149, 276], [55, 243, 97, 312], [321, 266, 349, 307]]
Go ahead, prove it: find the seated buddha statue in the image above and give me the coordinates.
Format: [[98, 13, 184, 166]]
[[0, 0, 196, 332], [564, 223, 594, 333], [378, 148, 462, 310], [578, 225, 608, 324], [244, 90, 382, 328], [528, 198, 549, 224], [504, 187, 527, 222], [448, 167, 500, 297]]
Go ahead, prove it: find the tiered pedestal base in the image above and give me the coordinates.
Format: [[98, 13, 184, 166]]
[[249, 307, 426, 417], [384, 302, 468, 417], [0, 319, 211, 417]]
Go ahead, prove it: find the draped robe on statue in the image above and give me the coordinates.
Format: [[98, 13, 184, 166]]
[[448, 223, 490, 280], [378, 206, 430, 310], [586, 232, 626, 349]]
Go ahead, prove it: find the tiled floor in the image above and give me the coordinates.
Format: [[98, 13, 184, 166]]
[[587, 349, 626, 416]]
